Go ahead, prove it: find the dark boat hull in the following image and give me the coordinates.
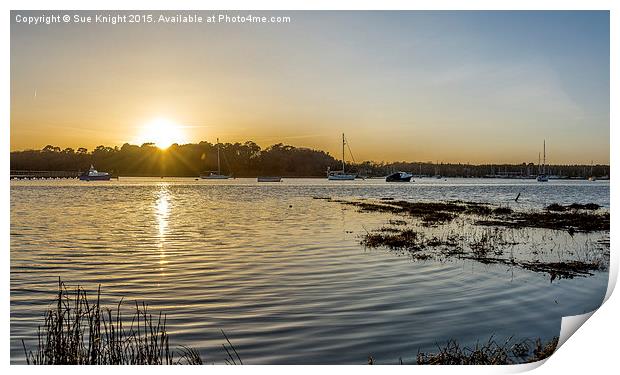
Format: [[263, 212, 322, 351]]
[[258, 176, 282, 182], [386, 173, 413, 182], [79, 175, 111, 181]]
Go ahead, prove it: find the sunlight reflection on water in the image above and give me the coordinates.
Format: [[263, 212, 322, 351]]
[[156, 184, 170, 268]]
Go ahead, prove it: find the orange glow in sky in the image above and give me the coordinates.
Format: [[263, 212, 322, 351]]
[[10, 11, 610, 164]]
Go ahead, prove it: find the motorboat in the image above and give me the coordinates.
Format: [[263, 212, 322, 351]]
[[258, 176, 282, 182], [386, 171, 413, 182], [79, 165, 111, 181], [200, 172, 230, 179]]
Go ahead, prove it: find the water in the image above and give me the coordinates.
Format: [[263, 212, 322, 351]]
[[10, 178, 610, 364]]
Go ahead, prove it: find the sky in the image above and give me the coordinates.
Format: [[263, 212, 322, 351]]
[[10, 11, 610, 164]]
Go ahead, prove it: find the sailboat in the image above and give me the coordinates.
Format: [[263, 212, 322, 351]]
[[588, 161, 596, 181], [536, 140, 549, 182], [200, 138, 231, 179], [327, 133, 356, 180]]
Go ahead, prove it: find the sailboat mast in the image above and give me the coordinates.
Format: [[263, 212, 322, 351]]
[[217, 138, 221, 174], [342, 133, 345, 173], [543, 140, 546, 174]]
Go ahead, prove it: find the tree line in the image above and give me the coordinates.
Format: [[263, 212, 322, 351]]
[[10, 142, 609, 178]]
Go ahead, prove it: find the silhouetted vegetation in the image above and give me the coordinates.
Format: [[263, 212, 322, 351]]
[[415, 336, 559, 365], [10, 142, 610, 178], [22, 278, 241, 365]]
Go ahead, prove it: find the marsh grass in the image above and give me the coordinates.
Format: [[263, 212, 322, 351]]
[[416, 336, 559, 365], [360, 224, 605, 281], [22, 278, 242, 365], [331, 197, 608, 280], [547, 203, 601, 212], [334, 198, 609, 232], [477, 210, 609, 232]]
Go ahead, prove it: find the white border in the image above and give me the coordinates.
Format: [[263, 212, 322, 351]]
[[3, 1, 617, 374]]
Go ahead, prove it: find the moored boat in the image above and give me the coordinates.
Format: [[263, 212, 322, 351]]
[[79, 165, 111, 181], [200, 172, 230, 179], [258, 176, 282, 182], [200, 138, 231, 179], [537, 140, 549, 182], [327, 133, 356, 181], [327, 170, 356, 180], [386, 171, 413, 182]]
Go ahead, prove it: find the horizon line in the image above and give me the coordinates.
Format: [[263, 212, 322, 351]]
[[10, 141, 610, 167]]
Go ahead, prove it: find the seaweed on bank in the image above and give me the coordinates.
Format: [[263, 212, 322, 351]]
[[361, 226, 604, 281], [362, 229, 426, 251], [332, 198, 608, 232], [492, 206, 513, 215], [546, 203, 601, 212], [388, 219, 408, 226], [477, 210, 609, 232], [415, 336, 559, 365], [520, 260, 604, 281], [336, 200, 496, 225], [361, 228, 466, 260]]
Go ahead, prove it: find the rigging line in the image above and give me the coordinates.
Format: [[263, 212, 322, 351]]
[[345, 136, 357, 164], [219, 144, 234, 174]]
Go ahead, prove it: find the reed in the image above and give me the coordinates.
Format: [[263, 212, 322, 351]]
[[22, 278, 241, 365]]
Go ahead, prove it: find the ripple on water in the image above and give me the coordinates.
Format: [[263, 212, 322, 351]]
[[10, 178, 609, 363]]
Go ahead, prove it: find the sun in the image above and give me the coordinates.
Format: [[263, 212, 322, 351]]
[[135, 118, 187, 149]]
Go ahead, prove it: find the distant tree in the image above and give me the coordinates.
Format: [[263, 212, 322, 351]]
[[42, 145, 61, 153], [9, 141, 609, 178]]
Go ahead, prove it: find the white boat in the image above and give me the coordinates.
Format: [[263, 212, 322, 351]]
[[327, 133, 356, 181], [201, 172, 230, 179], [536, 140, 549, 182], [433, 162, 442, 179], [328, 171, 356, 180], [200, 138, 231, 179], [588, 161, 596, 181], [79, 165, 111, 181], [258, 176, 282, 182]]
